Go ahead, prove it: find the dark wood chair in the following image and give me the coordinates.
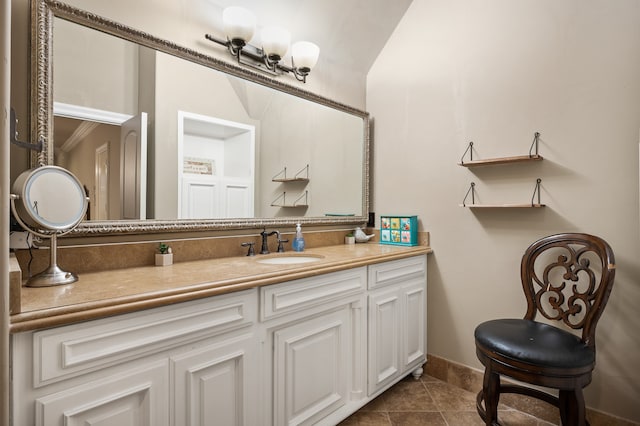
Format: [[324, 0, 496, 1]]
[[474, 233, 616, 426]]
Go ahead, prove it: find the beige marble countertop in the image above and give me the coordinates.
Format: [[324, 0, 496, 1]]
[[11, 243, 431, 333]]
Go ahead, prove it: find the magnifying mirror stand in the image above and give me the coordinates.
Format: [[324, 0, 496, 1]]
[[10, 197, 79, 287], [28, 233, 78, 287], [9, 166, 88, 287]]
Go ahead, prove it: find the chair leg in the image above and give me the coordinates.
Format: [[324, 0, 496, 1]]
[[482, 365, 500, 425], [559, 388, 586, 426]]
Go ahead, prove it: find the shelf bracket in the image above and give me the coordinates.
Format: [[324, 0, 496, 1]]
[[294, 164, 309, 179], [270, 190, 308, 207], [10, 108, 43, 152], [272, 164, 309, 181], [462, 182, 476, 206], [460, 142, 474, 164], [528, 132, 540, 157], [272, 167, 288, 181], [531, 178, 542, 206], [293, 190, 308, 206], [271, 191, 287, 206]]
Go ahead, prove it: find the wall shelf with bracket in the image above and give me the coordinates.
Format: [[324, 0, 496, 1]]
[[458, 132, 542, 167], [272, 164, 309, 183], [271, 191, 309, 208], [460, 179, 545, 208]]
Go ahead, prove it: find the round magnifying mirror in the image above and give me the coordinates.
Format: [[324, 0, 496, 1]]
[[11, 166, 88, 287]]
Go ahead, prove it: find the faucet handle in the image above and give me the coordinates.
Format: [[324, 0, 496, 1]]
[[277, 237, 289, 253], [241, 242, 255, 256]]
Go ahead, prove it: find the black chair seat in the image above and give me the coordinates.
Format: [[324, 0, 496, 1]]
[[475, 319, 594, 370]]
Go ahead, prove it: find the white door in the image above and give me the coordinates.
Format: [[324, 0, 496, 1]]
[[181, 178, 219, 219], [120, 113, 148, 220], [94, 143, 109, 220], [178, 111, 255, 219]]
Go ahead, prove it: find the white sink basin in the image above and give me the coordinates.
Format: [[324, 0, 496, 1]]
[[256, 255, 323, 265]]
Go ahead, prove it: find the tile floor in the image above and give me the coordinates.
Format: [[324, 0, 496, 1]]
[[340, 374, 555, 426]]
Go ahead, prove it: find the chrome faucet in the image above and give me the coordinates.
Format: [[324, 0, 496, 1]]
[[260, 229, 278, 254]]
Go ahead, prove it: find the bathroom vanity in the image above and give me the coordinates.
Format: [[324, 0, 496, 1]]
[[10, 245, 428, 426]]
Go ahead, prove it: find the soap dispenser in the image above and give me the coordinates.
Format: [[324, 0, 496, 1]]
[[292, 223, 305, 252]]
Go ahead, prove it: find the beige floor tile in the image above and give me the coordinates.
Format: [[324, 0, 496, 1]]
[[359, 395, 389, 412], [383, 378, 439, 412], [424, 380, 478, 412], [342, 373, 569, 426], [388, 411, 447, 425], [339, 411, 391, 426], [441, 410, 486, 426]]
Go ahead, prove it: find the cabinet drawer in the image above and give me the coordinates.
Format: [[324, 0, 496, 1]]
[[260, 267, 366, 321], [33, 289, 257, 387], [368, 255, 427, 290]]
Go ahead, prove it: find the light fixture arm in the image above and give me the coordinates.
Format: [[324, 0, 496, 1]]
[[205, 33, 312, 83], [290, 58, 309, 83]]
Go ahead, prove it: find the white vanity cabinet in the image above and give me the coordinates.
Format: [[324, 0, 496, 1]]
[[259, 267, 367, 426], [11, 289, 259, 426], [11, 253, 428, 426], [367, 255, 427, 395]]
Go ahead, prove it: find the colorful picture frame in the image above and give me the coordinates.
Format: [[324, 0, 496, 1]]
[[380, 215, 418, 246]]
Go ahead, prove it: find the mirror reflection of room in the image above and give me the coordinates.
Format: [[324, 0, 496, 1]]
[[52, 17, 364, 222]]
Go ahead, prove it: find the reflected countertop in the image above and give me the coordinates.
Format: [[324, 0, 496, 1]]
[[11, 243, 431, 333]]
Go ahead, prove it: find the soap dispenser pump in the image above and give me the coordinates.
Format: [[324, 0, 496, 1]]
[[292, 223, 305, 252]]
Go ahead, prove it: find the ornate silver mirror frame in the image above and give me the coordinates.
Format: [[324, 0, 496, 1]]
[[30, 0, 370, 235]]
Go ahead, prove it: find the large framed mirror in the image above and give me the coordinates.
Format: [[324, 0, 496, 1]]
[[30, 0, 370, 235]]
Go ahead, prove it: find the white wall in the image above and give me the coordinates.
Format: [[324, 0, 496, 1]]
[[368, 0, 640, 422]]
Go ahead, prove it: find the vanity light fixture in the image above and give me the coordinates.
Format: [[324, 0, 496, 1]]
[[205, 6, 320, 83]]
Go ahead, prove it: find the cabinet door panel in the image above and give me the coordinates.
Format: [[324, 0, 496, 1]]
[[403, 283, 426, 368], [273, 308, 350, 425], [367, 288, 400, 395], [35, 360, 168, 426], [171, 333, 258, 426]]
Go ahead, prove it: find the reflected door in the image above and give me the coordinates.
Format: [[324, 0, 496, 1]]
[[94, 143, 109, 220], [120, 113, 148, 220], [178, 111, 255, 219]]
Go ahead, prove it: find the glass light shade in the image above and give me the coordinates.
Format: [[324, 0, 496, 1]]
[[261, 26, 291, 60], [222, 6, 256, 44], [291, 41, 320, 71]]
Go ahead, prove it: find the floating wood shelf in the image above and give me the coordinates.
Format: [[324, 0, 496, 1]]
[[458, 154, 543, 167], [461, 179, 544, 208], [271, 191, 308, 208], [272, 177, 309, 183], [458, 132, 542, 167], [272, 164, 309, 183], [460, 203, 546, 208]]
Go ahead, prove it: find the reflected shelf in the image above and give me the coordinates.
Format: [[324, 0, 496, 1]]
[[272, 164, 309, 183], [271, 191, 309, 208], [272, 177, 309, 183], [460, 203, 546, 208]]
